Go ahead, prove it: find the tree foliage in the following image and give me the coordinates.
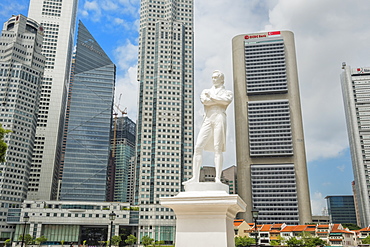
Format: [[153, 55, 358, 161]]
[[141, 235, 154, 247], [286, 237, 304, 247], [18, 234, 34, 246], [342, 223, 361, 230], [362, 235, 370, 244], [270, 235, 284, 246], [35, 236, 47, 246], [153, 240, 165, 247], [304, 237, 326, 247], [4, 239, 11, 247], [235, 236, 255, 247], [110, 235, 121, 246], [0, 124, 11, 163], [124, 234, 137, 246]]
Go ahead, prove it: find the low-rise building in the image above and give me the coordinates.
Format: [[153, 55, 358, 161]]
[[233, 220, 357, 247], [8, 200, 136, 246]]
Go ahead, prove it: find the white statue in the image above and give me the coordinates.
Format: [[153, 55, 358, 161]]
[[185, 70, 233, 184]]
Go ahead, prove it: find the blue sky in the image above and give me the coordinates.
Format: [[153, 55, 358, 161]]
[[2, 0, 370, 216]]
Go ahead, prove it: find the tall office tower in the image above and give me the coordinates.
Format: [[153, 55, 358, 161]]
[[232, 31, 312, 225], [112, 116, 136, 203], [135, 0, 194, 242], [341, 64, 370, 227], [26, 0, 78, 200], [351, 181, 362, 227], [59, 21, 115, 201], [0, 14, 45, 240], [325, 195, 357, 224]]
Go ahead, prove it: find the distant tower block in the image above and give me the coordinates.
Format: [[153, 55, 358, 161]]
[[341, 64, 370, 227], [232, 31, 312, 225]]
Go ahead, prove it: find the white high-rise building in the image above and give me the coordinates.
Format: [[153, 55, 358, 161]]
[[26, 0, 78, 200], [0, 14, 45, 241], [341, 63, 370, 227], [134, 0, 194, 243], [232, 31, 312, 225]]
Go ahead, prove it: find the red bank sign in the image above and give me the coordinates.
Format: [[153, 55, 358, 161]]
[[244, 31, 281, 40], [356, 68, 370, 74]]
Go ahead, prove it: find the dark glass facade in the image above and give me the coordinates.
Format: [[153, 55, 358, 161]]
[[113, 116, 136, 203], [60, 21, 115, 201], [326, 195, 357, 224]]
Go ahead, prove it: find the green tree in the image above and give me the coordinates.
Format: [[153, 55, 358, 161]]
[[362, 235, 370, 244], [35, 236, 47, 246], [286, 237, 304, 247], [141, 235, 153, 247], [153, 240, 165, 247], [110, 235, 121, 247], [0, 124, 11, 163], [342, 223, 361, 230], [270, 235, 284, 246], [304, 237, 326, 247], [235, 236, 255, 247], [4, 239, 11, 247], [18, 234, 33, 246], [60, 240, 65, 247], [124, 235, 137, 247]]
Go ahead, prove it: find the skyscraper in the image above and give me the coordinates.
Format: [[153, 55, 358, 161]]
[[0, 14, 45, 240], [112, 116, 136, 203], [341, 63, 370, 227], [232, 31, 312, 225], [325, 195, 357, 224], [135, 0, 194, 242], [59, 21, 115, 202], [27, 0, 78, 200]]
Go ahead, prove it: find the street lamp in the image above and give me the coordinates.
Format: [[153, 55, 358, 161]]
[[20, 215, 29, 247], [108, 211, 116, 247], [251, 208, 259, 247]]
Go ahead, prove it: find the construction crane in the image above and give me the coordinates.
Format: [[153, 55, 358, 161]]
[[112, 93, 127, 158]]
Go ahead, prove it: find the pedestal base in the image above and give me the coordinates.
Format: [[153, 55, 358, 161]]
[[160, 182, 246, 247]]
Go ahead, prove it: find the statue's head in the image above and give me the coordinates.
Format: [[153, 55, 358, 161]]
[[212, 70, 224, 86]]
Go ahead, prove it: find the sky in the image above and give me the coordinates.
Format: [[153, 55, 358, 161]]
[[2, 0, 370, 216]]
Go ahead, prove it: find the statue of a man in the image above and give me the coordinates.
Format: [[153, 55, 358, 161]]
[[185, 70, 233, 184]]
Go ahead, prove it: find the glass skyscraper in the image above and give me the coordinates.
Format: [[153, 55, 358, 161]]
[[112, 116, 136, 203], [59, 21, 115, 202], [325, 195, 357, 224], [135, 0, 194, 243]]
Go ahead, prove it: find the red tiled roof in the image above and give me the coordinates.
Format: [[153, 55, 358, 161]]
[[281, 225, 296, 232], [293, 225, 308, 231], [234, 219, 244, 227], [260, 224, 272, 231], [318, 224, 329, 228], [359, 227, 370, 232], [234, 222, 242, 227]]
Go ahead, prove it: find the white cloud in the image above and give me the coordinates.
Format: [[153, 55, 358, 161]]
[[80, 0, 139, 26], [0, 0, 28, 18], [115, 66, 138, 120], [311, 191, 327, 216], [113, 40, 138, 72], [337, 165, 345, 172], [113, 40, 139, 119], [82, 0, 102, 22]]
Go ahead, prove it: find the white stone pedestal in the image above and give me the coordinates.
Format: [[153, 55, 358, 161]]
[[160, 182, 246, 247]]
